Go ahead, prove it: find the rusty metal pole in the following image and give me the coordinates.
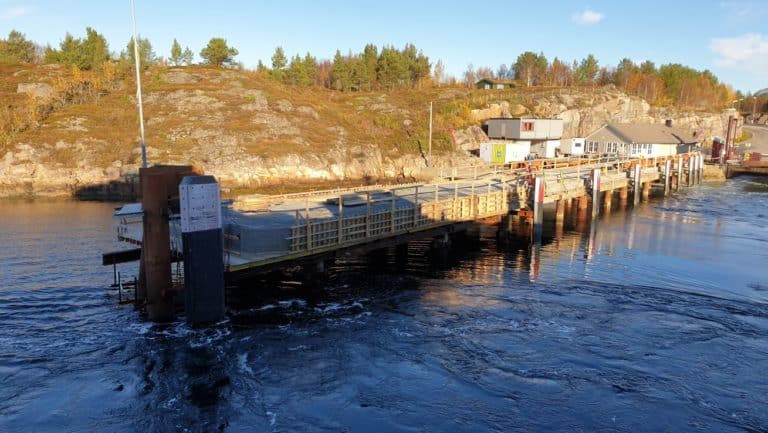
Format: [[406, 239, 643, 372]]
[[140, 168, 174, 322]]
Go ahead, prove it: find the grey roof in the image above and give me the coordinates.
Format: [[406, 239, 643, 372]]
[[755, 88, 768, 97], [589, 123, 699, 145]]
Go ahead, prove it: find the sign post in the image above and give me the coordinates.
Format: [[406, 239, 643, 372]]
[[179, 176, 225, 325]]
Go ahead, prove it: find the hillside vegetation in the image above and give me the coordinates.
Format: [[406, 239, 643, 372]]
[[0, 27, 745, 197]]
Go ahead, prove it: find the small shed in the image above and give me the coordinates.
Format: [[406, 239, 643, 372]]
[[480, 141, 531, 163], [476, 78, 519, 90]]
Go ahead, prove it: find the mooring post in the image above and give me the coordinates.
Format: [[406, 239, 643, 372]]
[[532, 176, 544, 242], [591, 168, 601, 219], [642, 181, 651, 200], [140, 169, 174, 322], [633, 164, 642, 205], [179, 175, 224, 325], [664, 159, 672, 195], [676, 157, 683, 191]]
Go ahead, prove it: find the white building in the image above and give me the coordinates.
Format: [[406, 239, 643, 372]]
[[585, 122, 700, 157], [482, 118, 563, 161]]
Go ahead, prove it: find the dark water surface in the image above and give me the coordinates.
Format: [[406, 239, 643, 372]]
[[1, 178, 767, 433]]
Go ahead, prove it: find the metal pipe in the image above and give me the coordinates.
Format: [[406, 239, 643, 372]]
[[130, 0, 147, 169]]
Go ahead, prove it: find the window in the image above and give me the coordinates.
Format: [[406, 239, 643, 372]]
[[586, 141, 599, 153], [606, 142, 618, 153], [522, 121, 534, 132]]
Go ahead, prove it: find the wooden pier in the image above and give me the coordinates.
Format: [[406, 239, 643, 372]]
[[104, 152, 705, 322], [215, 152, 704, 279]]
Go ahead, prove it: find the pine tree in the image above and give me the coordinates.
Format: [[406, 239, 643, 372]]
[[271, 46, 287, 70], [125, 36, 156, 69], [170, 38, 182, 66], [0, 30, 37, 64], [181, 47, 193, 65], [82, 27, 110, 68], [200, 37, 238, 67]]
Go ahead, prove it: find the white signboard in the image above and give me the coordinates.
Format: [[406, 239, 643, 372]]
[[180, 182, 221, 233]]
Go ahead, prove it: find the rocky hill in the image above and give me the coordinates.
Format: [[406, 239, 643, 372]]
[[0, 64, 737, 199]]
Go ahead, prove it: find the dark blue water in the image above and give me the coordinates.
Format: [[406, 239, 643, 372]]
[[1, 178, 767, 433]]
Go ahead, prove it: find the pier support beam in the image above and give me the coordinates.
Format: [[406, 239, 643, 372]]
[[633, 164, 642, 205], [140, 169, 174, 322], [555, 199, 566, 223], [578, 195, 589, 210], [618, 187, 629, 206], [676, 158, 683, 191], [591, 169, 601, 219], [603, 191, 613, 211], [642, 182, 651, 200], [533, 176, 544, 242], [664, 159, 672, 195]]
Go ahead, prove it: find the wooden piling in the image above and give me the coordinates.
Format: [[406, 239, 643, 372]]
[[140, 169, 174, 322]]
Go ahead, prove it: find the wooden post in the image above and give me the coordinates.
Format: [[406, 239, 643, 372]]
[[578, 195, 589, 210], [676, 157, 683, 191], [618, 187, 628, 206], [633, 164, 642, 205], [642, 182, 651, 200], [603, 190, 613, 211], [555, 199, 566, 223], [664, 159, 672, 195], [140, 169, 173, 322]]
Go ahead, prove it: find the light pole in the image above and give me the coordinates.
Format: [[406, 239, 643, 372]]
[[428, 101, 433, 161]]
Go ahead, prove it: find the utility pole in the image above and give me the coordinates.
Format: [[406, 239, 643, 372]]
[[131, 0, 147, 169], [428, 101, 433, 161]]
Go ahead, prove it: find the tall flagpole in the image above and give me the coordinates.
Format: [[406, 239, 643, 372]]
[[130, 0, 147, 168]]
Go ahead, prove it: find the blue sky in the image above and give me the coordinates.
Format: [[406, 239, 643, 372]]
[[1, 0, 766, 92]]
